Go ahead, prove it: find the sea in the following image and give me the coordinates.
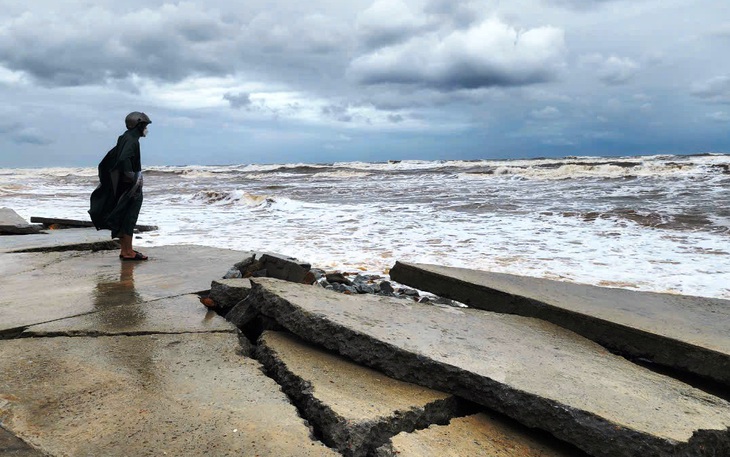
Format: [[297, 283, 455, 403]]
[[1, 153, 729, 299]]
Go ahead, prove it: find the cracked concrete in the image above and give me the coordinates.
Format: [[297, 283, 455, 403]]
[[22, 294, 234, 337], [256, 331, 466, 457], [0, 334, 338, 457], [247, 278, 730, 457], [390, 261, 730, 387], [1, 245, 245, 336], [376, 413, 586, 457]]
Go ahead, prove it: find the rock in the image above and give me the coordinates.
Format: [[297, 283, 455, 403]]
[[209, 278, 253, 313], [311, 268, 326, 280], [256, 331, 466, 457], [0, 208, 42, 235], [223, 268, 242, 279], [259, 253, 311, 283], [376, 413, 581, 457], [332, 283, 358, 294], [302, 271, 316, 285], [379, 281, 394, 294], [399, 288, 419, 297], [233, 253, 257, 274], [390, 261, 730, 387], [354, 284, 376, 294], [246, 278, 730, 457], [326, 272, 352, 285]]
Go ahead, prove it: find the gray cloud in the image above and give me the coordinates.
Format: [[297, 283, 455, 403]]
[[224, 92, 252, 109], [349, 17, 565, 90], [691, 76, 730, 103], [12, 127, 52, 145]]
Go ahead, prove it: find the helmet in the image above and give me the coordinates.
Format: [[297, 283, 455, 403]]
[[125, 112, 152, 130]]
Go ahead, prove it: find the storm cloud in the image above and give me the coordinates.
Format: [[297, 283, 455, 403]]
[[0, 0, 728, 167]]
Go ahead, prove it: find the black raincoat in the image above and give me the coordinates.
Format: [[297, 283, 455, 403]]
[[89, 128, 144, 238]]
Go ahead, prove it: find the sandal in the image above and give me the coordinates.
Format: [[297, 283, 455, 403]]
[[119, 250, 147, 259], [120, 251, 148, 261]]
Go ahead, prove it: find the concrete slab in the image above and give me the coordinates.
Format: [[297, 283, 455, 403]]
[[0, 228, 117, 253], [0, 245, 245, 335], [0, 208, 41, 235], [0, 333, 338, 457], [377, 413, 583, 457], [210, 278, 253, 312], [390, 261, 730, 386], [22, 294, 234, 337], [247, 278, 730, 457], [256, 331, 463, 457]]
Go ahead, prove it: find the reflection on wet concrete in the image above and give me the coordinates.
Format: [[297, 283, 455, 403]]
[[92, 261, 142, 309], [93, 261, 158, 386]]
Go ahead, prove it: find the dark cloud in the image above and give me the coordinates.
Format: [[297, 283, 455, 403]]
[[0, 3, 235, 86], [349, 18, 565, 91], [387, 113, 404, 123], [224, 92, 252, 109]]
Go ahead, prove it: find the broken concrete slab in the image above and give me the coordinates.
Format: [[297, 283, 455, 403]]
[[30, 216, 158, 232], [0, 208, 41, 235], [376, 413, 584, 457], [390, 261, 730, 386], [1, 245, 246, 336], [22, 294, 234, 337], [257, 253, 312, 283], [247, 278, 730, 457], [0, 227, 117, 253], [209, 278, 253, 313], [0, 426, 44, 457], [0, 333, 338, 457], [256, 331, 464, 457]]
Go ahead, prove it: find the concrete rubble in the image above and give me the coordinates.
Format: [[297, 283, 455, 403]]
[[390, 261, 730, 386], [3, 226, 730, 456], [246, 278, 730, 457]]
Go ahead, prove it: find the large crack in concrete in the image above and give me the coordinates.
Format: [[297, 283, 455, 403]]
[[245, 278, 730, 457], [253, 331, 472, 457]]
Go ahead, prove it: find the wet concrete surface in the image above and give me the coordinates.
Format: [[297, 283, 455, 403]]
[[22, 294, 234, 337], [248, 278, 730, 457], [1, 245, 246, 335], [377, 413, 583, 457], [0, 334, 338, 457], [256, 331, 463, 457], [0, 228, 116, 253], [390, 261, 730, 386]]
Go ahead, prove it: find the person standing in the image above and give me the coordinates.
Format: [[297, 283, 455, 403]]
[[89, 112, 151, 260]]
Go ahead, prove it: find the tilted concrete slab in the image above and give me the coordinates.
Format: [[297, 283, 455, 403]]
[[210, 278, 253, 312], [0, 208, 41, 235], [0, 228, 117, 253], [376, 413, 584, 457], [22, 294, 234, 337], [247, 278, 730, 457], [0, 245, 244, 335], [0, 333, 338, 457], [390, 261, 730, 386], [256, 331, 463, 457]]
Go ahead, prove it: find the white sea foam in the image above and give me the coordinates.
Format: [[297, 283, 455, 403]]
[[2, 154, 729, 299]]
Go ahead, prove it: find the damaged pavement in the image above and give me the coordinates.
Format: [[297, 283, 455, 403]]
[[2, 230, 730, 456]]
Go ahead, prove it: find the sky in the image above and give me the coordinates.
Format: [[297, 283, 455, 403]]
[[0, 0, 729, 167]]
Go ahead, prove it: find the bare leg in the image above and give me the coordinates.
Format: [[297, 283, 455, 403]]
[[120, 234, 135, 258]]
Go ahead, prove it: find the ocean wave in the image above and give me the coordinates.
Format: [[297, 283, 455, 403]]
[[191, 190, 274, 207], [553, 208, 728, 233]]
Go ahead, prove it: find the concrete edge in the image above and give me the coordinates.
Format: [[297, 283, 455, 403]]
[[390, 261, 730, 387]]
